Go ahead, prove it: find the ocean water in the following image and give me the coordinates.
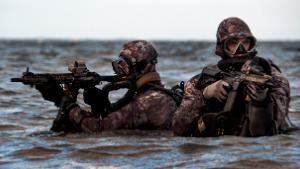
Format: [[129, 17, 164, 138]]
[[0, 40, 300, 169]]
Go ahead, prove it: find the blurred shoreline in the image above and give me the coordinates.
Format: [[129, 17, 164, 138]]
[[1, 39, 300, 43]]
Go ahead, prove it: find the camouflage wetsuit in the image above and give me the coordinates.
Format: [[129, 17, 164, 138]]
[[172, 18, 291, 137], [38, 40, 177, 133], [172, 62, 290, 136], [68, 81, 177, 133]]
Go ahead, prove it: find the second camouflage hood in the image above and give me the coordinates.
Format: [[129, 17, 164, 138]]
[[215, 17, 257, 59]]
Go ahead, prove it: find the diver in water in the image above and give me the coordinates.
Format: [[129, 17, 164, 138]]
[[35, 40, 178, 133], [172, 17, 292, 137]]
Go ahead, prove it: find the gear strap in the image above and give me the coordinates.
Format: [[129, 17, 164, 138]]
[[99, 72, 161, 113], [136, 72, 184, 105], [147, 82, 184, 106], [136, 72, 161, 89]]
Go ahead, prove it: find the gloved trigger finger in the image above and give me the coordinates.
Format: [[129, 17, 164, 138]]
[[247, 85, 256, 94], [220, 87, 228, 96], [218, 93, 227, 101], [216, 96, 223, 102], [222, 81, 230, 87], [248, 91, 258, 100]]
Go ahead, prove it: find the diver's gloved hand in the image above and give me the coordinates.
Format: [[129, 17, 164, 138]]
[[247, 82, 269, 102], [203, 80, 230, 102], [83, 86, 110, 116], [50, 95, 79, 132], [83, 86, 106, 105], [35, 76, 64, 107]]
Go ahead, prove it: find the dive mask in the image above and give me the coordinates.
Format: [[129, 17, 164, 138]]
[[112, 57, 131, 76], [223, 34, 256, 57]]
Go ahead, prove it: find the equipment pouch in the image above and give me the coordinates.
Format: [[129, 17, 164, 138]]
[[248, 102, 274, 136]]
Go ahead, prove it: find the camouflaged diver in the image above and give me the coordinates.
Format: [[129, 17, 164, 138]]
[[172, 17, 291, 137], [36, 40, 177, 133]]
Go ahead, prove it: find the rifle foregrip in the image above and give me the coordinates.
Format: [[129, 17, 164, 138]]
[[10, 78, 23, 82], [223, 91, 238, 113]]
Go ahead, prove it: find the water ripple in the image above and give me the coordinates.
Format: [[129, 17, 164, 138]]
[[0, 40, 300, 169]]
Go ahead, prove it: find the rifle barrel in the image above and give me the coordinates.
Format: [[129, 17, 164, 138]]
[[10, 78, 23, 82]]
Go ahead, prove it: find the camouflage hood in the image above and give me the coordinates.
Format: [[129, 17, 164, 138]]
[[116, 40, 158, 78], [215, 17, 257, 59], [119, 40, 158, 65]]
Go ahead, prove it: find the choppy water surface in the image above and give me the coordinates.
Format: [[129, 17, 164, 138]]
[[0, 40, 300, 169]]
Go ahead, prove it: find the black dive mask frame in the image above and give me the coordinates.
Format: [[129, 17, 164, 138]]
[[112, 55, 157, 76], [222, 33, 257, 57], [112, 57, 132, 76]]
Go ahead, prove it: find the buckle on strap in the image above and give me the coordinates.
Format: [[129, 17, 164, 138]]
[[217, 128, 225, 136], [198, 117, 206, 133]]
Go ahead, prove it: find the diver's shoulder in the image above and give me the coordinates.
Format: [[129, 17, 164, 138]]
[[255, 55, 282, 73], [191, 64, 218, 80]]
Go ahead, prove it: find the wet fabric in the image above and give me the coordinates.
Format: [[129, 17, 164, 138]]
[[63, 40, 176, 133], [172, 59, 291, 136], [171, 17, 291, 137], [68, 86, 177, 133]]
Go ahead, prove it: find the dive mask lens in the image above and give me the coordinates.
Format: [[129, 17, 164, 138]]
[[112, 58, 130, 75], [224, 36, 256, 55]]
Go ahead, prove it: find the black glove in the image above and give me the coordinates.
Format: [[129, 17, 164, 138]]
[[83, 86, 110, 117], [35, 76, 64, 107], [50, 95, 78, 132], [246, 82, 269, 102]]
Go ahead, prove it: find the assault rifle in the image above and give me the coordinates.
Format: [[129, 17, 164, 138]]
[[201, 66, 272, 113], [11, 60, 123, 89], [199, 66, 273, 136]]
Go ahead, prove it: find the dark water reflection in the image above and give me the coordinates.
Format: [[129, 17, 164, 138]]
[[0, 40, 300, 169]]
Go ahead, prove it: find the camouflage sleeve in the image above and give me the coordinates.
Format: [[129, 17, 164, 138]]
[[68, 99, 141, 133], [269, 66, 291, 132], [134, 89, 177, 129], [100, 89, 176, 130], [172, 74, 207, 136], [69, 89, 176, 133]]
